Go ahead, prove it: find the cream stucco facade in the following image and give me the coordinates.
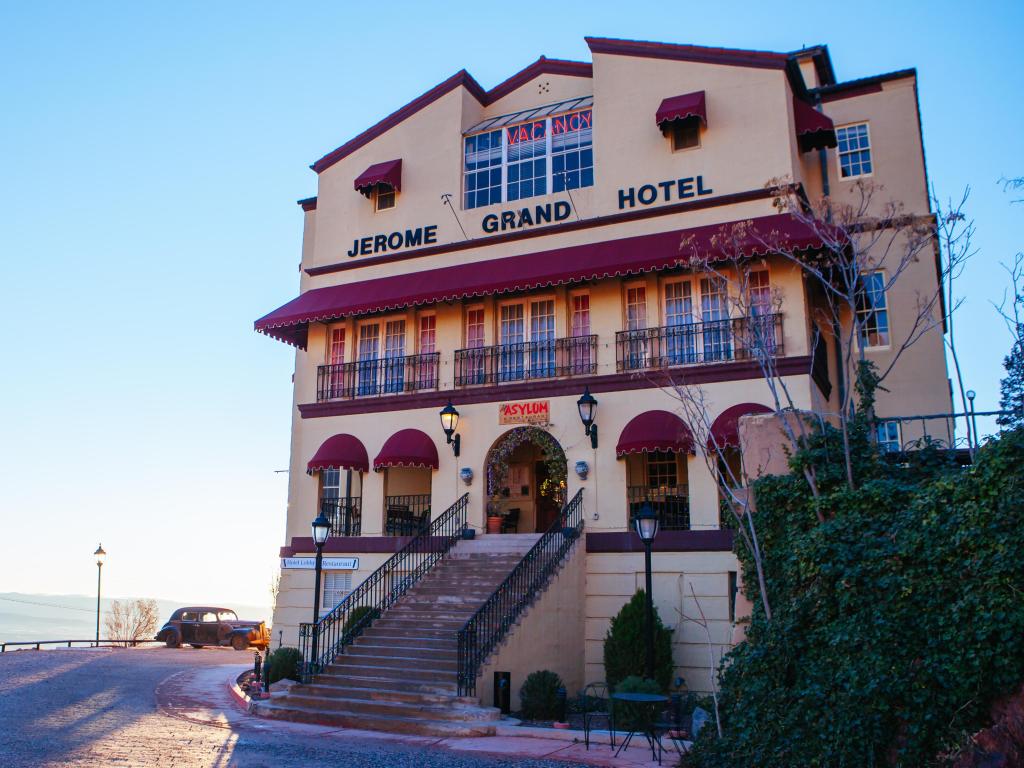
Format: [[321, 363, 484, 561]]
[[257, 38, 952, 699]]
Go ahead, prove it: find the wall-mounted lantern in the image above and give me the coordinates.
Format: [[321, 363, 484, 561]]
[[439, 401, 461, 457], [576, 387, 598, 449]]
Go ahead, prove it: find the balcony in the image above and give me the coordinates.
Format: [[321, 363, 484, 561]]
[[317, 353, 440, 401], [627, 485, 691, 531], [320, 497, 362, 537], [454, 335, 597, 387], [616, 314, 783, 372], [384, 494, 432, 536]]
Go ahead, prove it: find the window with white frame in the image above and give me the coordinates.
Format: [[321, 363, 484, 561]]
[[529, 299, 556, 377], [569, 293, 592, 374], [664, 280, 696, 365], [646, 451, 679, 488], [876, 420, 901, 453], [856, 271, 890, 347], [374, 186, 396, 211], [463, 109, 593, 210], [322, 571, 352, 616], [624, 285, 649, 369], [321, 468, 341, 500], [837, 123, 872, 178], [670, 118, 700, 151], [383, 320, 406, 393], [747, 270, 776, 356], [700, 277, 732, 361], [463, 306, 486, 385], [326, 327, 346, 398], [418, 315, 437, 387], [357, 323, 380, 395]]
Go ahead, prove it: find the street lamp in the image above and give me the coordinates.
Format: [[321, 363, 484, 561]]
[[966, 390, 978, 456], [634, 504, 660, 681], [576, 387, 598, 449], [439, 400, 461, 457], [93, 544, 106, 647], [309, 513, 330, 670]]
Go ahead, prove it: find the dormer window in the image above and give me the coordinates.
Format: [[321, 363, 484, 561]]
[[374, 186, 396, 211]]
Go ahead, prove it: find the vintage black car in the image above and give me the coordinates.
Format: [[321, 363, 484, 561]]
[[155, 607, 270, 651]]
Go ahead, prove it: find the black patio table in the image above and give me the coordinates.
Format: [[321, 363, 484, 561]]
[[610, 691, 669, 764]]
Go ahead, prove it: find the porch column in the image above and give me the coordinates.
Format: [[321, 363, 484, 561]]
[[361, 468, 386, 536]]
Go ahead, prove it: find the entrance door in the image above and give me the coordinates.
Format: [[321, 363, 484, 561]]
[[534, 461, 561, 531]]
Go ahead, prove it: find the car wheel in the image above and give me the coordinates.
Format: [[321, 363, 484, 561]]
[[231, 635, 249, 651], [190, 644, 204, 649], [165, 633, 181, 649]]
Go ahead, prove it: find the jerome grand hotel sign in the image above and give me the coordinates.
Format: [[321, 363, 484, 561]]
[[344, 175, 715, 258]]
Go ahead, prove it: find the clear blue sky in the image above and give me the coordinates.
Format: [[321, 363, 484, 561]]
[[1, 1, 1020, 612]]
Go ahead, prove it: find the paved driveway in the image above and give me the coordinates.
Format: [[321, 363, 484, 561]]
[[0, 647, 617, 767]]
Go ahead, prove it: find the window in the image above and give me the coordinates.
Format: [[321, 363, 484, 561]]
[[837, 123, 872, 178], [499, 304, 526, 381], [321, 468, 341, 500], [624, 285, 649, 369], [383, 320, 406, 393], [876, 421, 901, 454], [856, 271, 890, 347], [664, 281, 696, 364], [700, 277, 732, 361], [728, 572, 738, 623], [327, 327, 346, 398], [670, 118, 700, 151], [464, 307, 486, 385], [374, 187, 396, 211], [747, 270, 776, 355], [463, 109, 594, 209], [646, 451, 679, 488], [418, 315, 437, 388], [569, 294, 592, 374], [529, 299, 556, 377], [551, 110, 593, 192], [322, 571, 352, 616], [357, 324, 380, 395]]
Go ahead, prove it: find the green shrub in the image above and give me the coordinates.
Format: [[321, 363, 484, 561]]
[[612, 675, 664, 730], [603, 590, 674, 690], [692, 421, 1024, 768], [266, 646, 302, 684], [342, 605, 380, 638], [519, 670, 564, 720]]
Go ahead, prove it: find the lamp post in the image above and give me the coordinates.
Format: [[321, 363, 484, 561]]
[[633, 504, 660, 681], [309, 513, 330, 670], [439, 401, 460, 456], [93, 544, 106, 647], [966, 390, 978, 456], [576, 387, 598, 449]]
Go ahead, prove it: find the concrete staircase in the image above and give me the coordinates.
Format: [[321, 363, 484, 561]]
[[253, 534, 541, 736]]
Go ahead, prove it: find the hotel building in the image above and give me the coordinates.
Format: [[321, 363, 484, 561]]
[[255, 37, 950, 729]]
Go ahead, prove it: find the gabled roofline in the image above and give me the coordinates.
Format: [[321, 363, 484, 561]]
[[813, 68, 916, 103], [585, 36, 790, 70], [789, 45, 837, 87], [310, 57, 592, 174]]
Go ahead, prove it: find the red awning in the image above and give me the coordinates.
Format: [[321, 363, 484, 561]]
[[793, 97, 837, 152], [255, 213, 828, 348], [707, 403, 772, 450], [656, 91, 707, 129], [307, 434, 370, 474], [373, 429, 439, 471], [354, 159, 402, 196], [616, 411, 695, 457]]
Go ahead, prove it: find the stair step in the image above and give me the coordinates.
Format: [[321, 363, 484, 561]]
[[316, 671, 457, 694], [276, 692, 499, 722], [348, 644, 457, 659], [253, 701, 496, 737], [354, 634, 455, 648], [334, 652, 458, 670], [325, 662, 456, 683], [296, 681, 469, 705], [360, 626, 455, 639]]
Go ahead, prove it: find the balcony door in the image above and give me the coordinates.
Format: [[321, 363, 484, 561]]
[[357, 324, 380, 395], [664, 281, 696, 365], [624, 285, 649, 369], [498, 299, 555, 381], [383, 320, 406, 394], [700, 277, 732, 361]]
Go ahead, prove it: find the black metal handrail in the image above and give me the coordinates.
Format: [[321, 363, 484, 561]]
[[316, 352, 440, 401], [454, 335, 597, 386], [320, 496, 362, 537], [384, 494, 431, 536], [615, 314, 783, 372], [627, 485, 691, 530], [456, 488, 585, 696], [298, 493, 468, 682]]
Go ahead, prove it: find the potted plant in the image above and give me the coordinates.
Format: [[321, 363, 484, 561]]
[[486, 503, 503, 534]]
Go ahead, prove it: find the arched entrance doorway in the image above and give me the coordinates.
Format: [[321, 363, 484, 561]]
[[484, 427, 568, 534]]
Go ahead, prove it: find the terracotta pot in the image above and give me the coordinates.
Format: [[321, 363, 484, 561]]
[[487, 515, 503, 534]]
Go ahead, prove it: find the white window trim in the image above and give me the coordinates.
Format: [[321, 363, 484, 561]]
[[373, 187, 397, 212], [876, 420, 902, 453], [835, 122, 874, 181], [669, 118, 702, 153], [660, 277, 696, 326], [496, 296, 557, 343], [855, 270, 892, 351]]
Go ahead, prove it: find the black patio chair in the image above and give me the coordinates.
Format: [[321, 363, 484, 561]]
[[501, 508, 520, 534], [579, 682, 615, 750], [385, 505, 411, 536]]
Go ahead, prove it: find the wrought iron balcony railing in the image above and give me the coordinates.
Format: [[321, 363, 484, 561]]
[[454, 335, 597, 387], [384, 494, 432, 536], [316, 353, 440, 401], [320, 496, 361, 537], [615, 314, 783, 372], [627, 485, 691, 531]]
